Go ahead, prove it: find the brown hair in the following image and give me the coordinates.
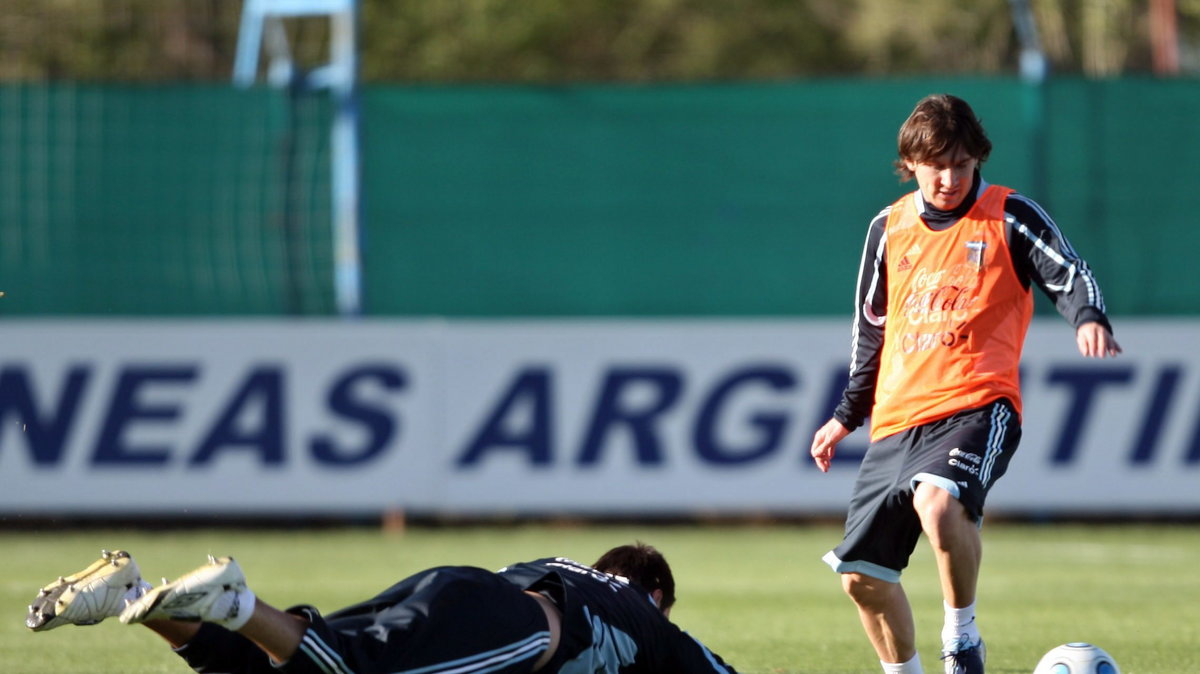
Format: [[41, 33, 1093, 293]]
[[592, 542, 676, 611], [894, 94, 992, 181]]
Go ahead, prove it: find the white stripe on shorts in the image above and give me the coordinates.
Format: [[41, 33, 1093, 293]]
[[980, 402, 1011, 487]]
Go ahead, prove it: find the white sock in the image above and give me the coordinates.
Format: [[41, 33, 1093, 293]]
[[115, 580, 154, 617], [209, 587, 256, 631], [127, 580, 153, 602], [942, 600, 980, 646], [881, 652, 923, 673]]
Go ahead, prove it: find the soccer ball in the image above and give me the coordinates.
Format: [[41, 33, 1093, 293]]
[[1032, 642, 1120, 674]]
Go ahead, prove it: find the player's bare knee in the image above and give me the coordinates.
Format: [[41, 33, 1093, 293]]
[[913, 483, 963, 529], [841, 572, 893, 607]]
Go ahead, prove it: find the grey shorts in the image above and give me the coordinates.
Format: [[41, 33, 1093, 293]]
[[822, 398, 1021, 582]]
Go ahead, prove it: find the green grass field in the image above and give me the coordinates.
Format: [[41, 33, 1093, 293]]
[[5, 522, 1198, 673]]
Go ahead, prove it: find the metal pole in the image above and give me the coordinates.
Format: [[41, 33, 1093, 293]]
[[329, 1, 362, 316], [1008, 0, 1049, 203]]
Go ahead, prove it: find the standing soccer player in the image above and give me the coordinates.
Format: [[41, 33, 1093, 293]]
[[809, 94, 1120, 674]]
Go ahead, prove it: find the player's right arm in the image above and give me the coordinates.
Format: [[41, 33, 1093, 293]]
[[811, 208, 889, 469], [811, 417, 851, 472]]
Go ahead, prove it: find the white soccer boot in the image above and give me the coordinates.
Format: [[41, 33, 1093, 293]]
[[120, 555, 255, 630], [27, 549, 151, 631]]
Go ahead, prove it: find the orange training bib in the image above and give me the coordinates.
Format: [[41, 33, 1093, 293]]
[[870, 185, 1031, 441]]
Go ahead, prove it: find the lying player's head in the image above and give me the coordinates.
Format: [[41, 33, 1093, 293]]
[[593, 542, 677, 614], [894, 93, 992, 182]]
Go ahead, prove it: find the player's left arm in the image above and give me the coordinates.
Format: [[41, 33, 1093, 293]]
[[1075, 320, 1121, 358], [1005, 193, 1121, 358], [669, 629, 739, 673]]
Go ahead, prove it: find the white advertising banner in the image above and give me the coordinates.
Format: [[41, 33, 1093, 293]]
[[1, 319, 1196, 516]]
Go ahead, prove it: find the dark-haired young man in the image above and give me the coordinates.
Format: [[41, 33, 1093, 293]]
[[810, 94, 1120, 674], [28, 543, 736, 673]]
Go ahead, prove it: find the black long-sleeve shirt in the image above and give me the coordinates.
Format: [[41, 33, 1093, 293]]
[[499, 557, 738, 673], [177, 558, 737, 674], [833, 173, 1113, 431]]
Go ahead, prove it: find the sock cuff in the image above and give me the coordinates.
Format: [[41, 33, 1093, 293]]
[[944, 600, 977, 624], [880, 652, 923, 674], [217, 589, 256, 632]]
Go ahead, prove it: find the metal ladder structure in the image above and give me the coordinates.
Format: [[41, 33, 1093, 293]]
[[234, 0, 363, 317]]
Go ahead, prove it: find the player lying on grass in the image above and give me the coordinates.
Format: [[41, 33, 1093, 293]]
[[27, 542, 737, 674]]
